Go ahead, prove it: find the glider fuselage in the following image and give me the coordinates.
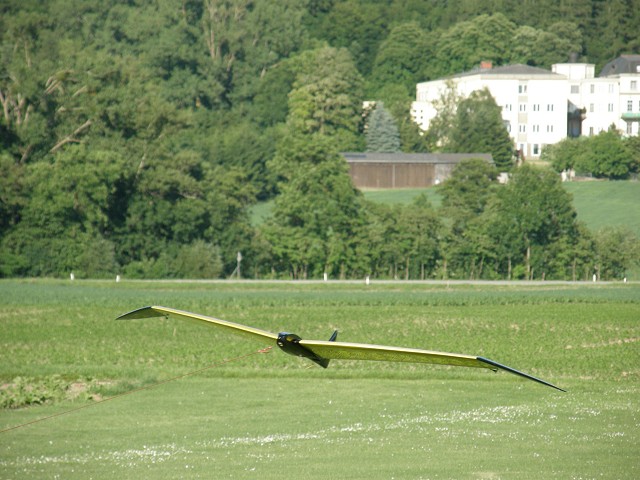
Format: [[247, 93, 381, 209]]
[[277, 332, 330, 368]]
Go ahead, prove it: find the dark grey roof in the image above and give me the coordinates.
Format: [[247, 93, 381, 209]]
[[342, 152, 493, 164], [599, 55, 640, 77], [454, 63, 560, 78]]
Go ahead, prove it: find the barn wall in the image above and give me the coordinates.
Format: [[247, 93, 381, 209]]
[[349, 163, 436, 188]]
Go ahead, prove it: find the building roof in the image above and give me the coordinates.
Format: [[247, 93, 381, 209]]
[[342, 152, 493, 164], [599, 55, 640, 76], [454, 63, 562, 79]]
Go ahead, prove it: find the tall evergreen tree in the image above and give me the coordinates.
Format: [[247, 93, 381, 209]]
[[366, 103, 400, 152]]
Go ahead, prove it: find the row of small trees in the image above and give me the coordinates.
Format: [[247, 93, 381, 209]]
[[257, 155, 638, 281]]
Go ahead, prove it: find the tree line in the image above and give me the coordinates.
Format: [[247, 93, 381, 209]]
[[262, 156, 639, 281], [1, 0, 639, 280]]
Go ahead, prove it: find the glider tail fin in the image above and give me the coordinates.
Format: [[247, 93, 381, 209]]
[[316, 330, 338, 368]]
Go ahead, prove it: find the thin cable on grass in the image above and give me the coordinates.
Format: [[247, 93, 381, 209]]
[[0, 346, 273, 434]]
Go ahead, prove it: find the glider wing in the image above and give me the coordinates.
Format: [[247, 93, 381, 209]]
[[117, 306, 564, 391], [116, 306, 277, 345], [299, 339, 565, 391], [299, 340, 483, 368]]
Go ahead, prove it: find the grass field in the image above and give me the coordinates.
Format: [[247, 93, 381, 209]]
[[251, 181, 640, 237], [364, 180, 640, 237], [362, 187, 443, 208], [1, 279, 639, 479], [563, 181, 640, 236]]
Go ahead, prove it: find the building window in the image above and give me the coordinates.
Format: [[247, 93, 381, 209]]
[[631, 81, 638, 90], [570, 85, 579, 94], [504, 104, 512, 111], [609, 84, 615, 93], [628, 100, 633, 112], [547, 104, 554, 111], [608, 103, 614, 112], [628, 123, 633, 135], [546, 125, 554, 133], [589, 127, 594, 136], [533, 144, 539, 155], [518, 84, 527, 94], [532, 124, 540, 133], [590, 84, 595, 94], [519, 124, 526, 133], [519, 103, 526, 112], [532, 104, 540, 111]]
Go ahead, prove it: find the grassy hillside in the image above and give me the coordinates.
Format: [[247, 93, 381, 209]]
[[1, 280, 638, 479], [366, 181, 640, 236], [252, 181, 640, 236], [563, 181, 640, 235], [249, 188, 442, 225], [361, 187, 443, 207]]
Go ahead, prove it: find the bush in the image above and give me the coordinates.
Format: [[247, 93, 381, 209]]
[[121, 241, 222, 279], [173, 241, 223, 279], [0, 376, 70, 409]]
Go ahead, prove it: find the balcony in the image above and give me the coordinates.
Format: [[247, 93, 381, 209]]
[[621, 112, 640, 120]]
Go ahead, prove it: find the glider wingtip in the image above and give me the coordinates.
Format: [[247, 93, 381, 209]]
[[116, 306, 166, 321], [478, 357, 566, 392]]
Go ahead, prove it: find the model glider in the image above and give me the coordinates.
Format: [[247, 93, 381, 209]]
[[117, 306, 565, 391]]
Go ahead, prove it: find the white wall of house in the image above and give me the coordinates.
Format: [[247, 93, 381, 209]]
[[619, 74, 640, 136]]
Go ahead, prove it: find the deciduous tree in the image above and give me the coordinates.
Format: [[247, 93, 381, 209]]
[[287, 45, 364, 150], [447, 88, 514, 171], [488, 165, 579, 279]]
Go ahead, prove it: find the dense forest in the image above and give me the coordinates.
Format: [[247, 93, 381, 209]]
[[1, 0, 639, 280]]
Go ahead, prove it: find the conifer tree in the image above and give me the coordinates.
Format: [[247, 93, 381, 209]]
[[366, 103, 401, 152]]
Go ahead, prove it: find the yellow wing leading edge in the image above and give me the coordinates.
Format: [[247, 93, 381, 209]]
[[117, 306, 565, 392], [116, 306, 277, 345]]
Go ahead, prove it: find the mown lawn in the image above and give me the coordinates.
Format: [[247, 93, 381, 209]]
[[1, 279, 638, 479]]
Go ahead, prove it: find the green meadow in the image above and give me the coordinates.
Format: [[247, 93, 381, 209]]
[[1, 279, 639, 479], [251, 180, 640, 235], [562, 181, 640, 236], [363, 180, 640, 236]]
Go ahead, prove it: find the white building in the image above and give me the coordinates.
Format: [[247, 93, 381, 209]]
[[578, 54, 640, 137], [411, 56, 640, 159]]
